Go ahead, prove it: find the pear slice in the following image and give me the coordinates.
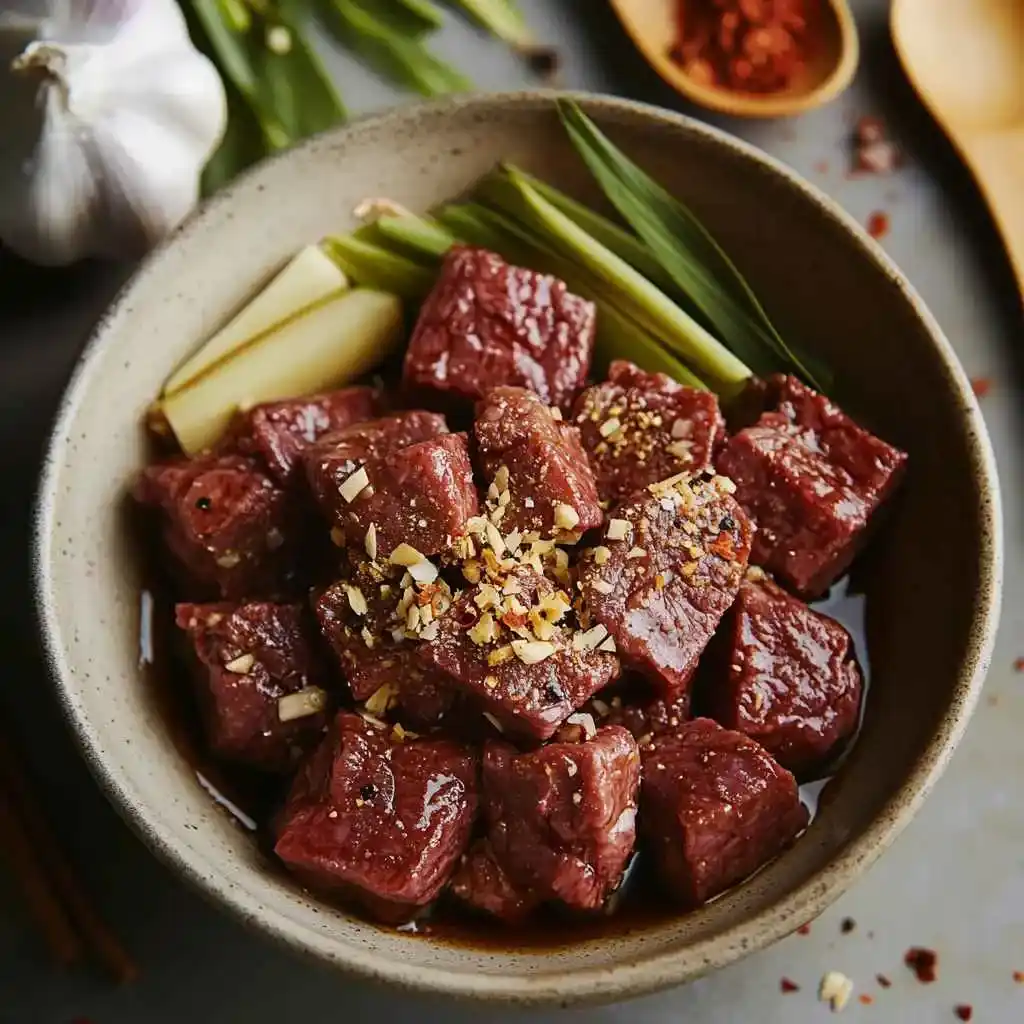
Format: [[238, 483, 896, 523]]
[[159, 288, 403, 455], [163, 244, 348, 397]]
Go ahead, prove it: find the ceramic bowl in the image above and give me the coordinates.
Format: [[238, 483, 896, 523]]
[[33, 92, 1001, 1005]]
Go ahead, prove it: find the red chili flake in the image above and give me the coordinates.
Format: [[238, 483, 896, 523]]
[[866, 211, 890, 240], [780, 977, 800, 993], [708, 531, 737, 560], [954, 1006, 973, 1022], [876, 974, 892, 988], [971, 377, 992, 398], [840, 916, 857, 934], [1012, 657, 1024, 672], [859, 994, 874, 1005], [1013, 970, 1024, 983], [797, 923, 812, 935], [905, 946, 938, 983]]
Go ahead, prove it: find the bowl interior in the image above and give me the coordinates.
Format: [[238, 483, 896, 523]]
[[35, 93, 1000, 1004]]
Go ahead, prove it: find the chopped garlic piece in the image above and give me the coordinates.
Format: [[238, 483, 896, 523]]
[[511, 639, 557, 664], [606, 518, 631, 541], [671, 418, 692, 439], [554, 503, 580, 530], [493, 464, 510, 492], [408, 558, 438, 584], [340, 466, 370, 503], [390, 543, 426, 567], [364, 683, 398, 716], [488, 644, 514, 666], [566, 712, 597, 738], [666, 440, 693, 459], [483, 712, 504, 733], [278, 686, 327, 722], [592, 545, 611, 565], [819, 972, 854, 1013], [485, 521, 506, 554], [469, 612, 498, 646], [592, 578, 613, 595], [346, 585, 368, 616], [224, 653, 255, 674], [579, 624, 608, 650], [599, 417, 622, 438], [364, 523, 377, 560]]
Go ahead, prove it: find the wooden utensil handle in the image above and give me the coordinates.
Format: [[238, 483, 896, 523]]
[[964, 127, 1024, 299]]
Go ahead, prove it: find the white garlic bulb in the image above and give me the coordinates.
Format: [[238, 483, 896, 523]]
[[0, 0, 227, 266]]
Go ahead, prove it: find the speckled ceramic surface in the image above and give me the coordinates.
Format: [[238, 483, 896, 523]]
[[32, 92, 1002, 1005]]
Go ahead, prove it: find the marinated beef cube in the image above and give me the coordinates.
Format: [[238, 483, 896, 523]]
[[474, 387, 603, 543], [703, 572, 862, 773], [572, 361, 726, 504], [641, 718, 808, 907], [315, 560, 457, 727], [233, 387, 383, 485], [304, 412, 478, 560], [579, 473, 752, 701], [418, 565, 619, 742], [403, 247, 596, 411], [136, 453, 299, 599], [590, 687, 691, 743], [175, 601, 330, 772], [275, 711, 478, 923], [716, 374, 907, 597], [470, 727, 640, 914], [450, 840, 539, 924]]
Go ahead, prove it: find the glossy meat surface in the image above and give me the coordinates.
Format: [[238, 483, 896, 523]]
[[640, 718, 808, 906], [275, 711, 477, 923], [175, 601, 329, 772], [403, 247, 596, 410], [572, 361, 725, 504], [703, 572, 862, 773], [579, 474, 752, 700], [475, 387, 603, 541], [716, 374, 907, 597]]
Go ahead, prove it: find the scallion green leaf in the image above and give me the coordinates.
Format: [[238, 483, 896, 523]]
[[443, 0, 532, 47], [321, 234, 436, 298]]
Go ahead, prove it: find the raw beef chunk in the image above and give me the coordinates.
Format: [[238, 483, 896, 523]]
[[572, 361, 725, 504], [136, 453, 299, 598], [315, 558, 457, 727], [450, 840, 539, 924], [475, 387, 602, 542], [579, 473, 752, 701], [454, 727, 639, 917], [403, 247, 596, 410], [175, 601, 329, 772], [418, 566, 619, 742], [274, 711, 477, 923], [703, 571, 862, 773], [641, 718, 808, 906], [716, 374, 907, 597], [232, 387, 383, 485], [304, 412, 478, 560]]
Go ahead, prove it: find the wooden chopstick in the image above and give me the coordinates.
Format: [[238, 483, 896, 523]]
[[0, 724, 138, 983]]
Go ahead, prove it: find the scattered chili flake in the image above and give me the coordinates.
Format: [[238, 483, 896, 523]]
[[1013, 970, 1024, 983], [954, 1006, 973, 1022], [971, 377, 992, 398], [852, 115, 901, 175], [904, 946, 938, 983], [708, 531, 737, 560], [797, 922, 812, 935], [876, 974, 892, 988], [840, 916, 857, 934], [859, 993, 874, 1005], [668, 0, 817, 95], [780, 977, 800, 993], [866, 211, 890, 240], [1014, 657, 1024, 672], [195, 495, 212, 510]]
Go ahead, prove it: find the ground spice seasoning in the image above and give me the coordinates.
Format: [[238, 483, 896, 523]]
[[866, 211, 890, 240], [954, 1006, 973, 1022], [780, 977, 800, 993], [670, 0, 817, 94], [904, 946, 938, 983]]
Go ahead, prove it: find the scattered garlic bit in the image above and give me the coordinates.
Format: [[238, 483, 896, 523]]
[[364, 522, 377, 560], [819, 971, 854, 1013], [389, 543, 426, 567], [599, 417, 622, 438], [494, 465, 510, 492], [591, 698, 610, 717], [606, 518, 631, 542], [598, 635, 617, 653], [488, 644, 515, 666], [224, 653, 255, 674], [466, 515, 488, 536], [216, 551, 241, 568], [330, 527, 345, 548], [469, 612, 499, 646], [483, 711, 504, 733], [340, 466, 370, 503], [359, 710, 388, 729], [553, 503, 580, 530], [504, 529, 522, 553], [592, 579, 614, 595], [671, 418, 692, 439], [278, 686, 328, 722], [346, 585, 368, 616], [566, 712, 597, 738], [524, 496, 535, 508], [713, 473, 737, 495], [392, 722, 410, 743], [578, 624, 609, 650], [364, 682, 398, 716], [572, 791, 582, 805], [549, 406, 563, 421], [592, 545, 611, 565], [483, 674, 499, 690], [627, 546, 647, 559], [511, 639, 557, 664], [485, 521, 506, 554], [420, 620, 441, 642], [666, 440, 693, 459], [408, 558, 438, 585]]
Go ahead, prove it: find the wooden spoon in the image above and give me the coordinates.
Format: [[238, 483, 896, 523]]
[[608, 0, 860, 119], [892, 0, 1024, 295]]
